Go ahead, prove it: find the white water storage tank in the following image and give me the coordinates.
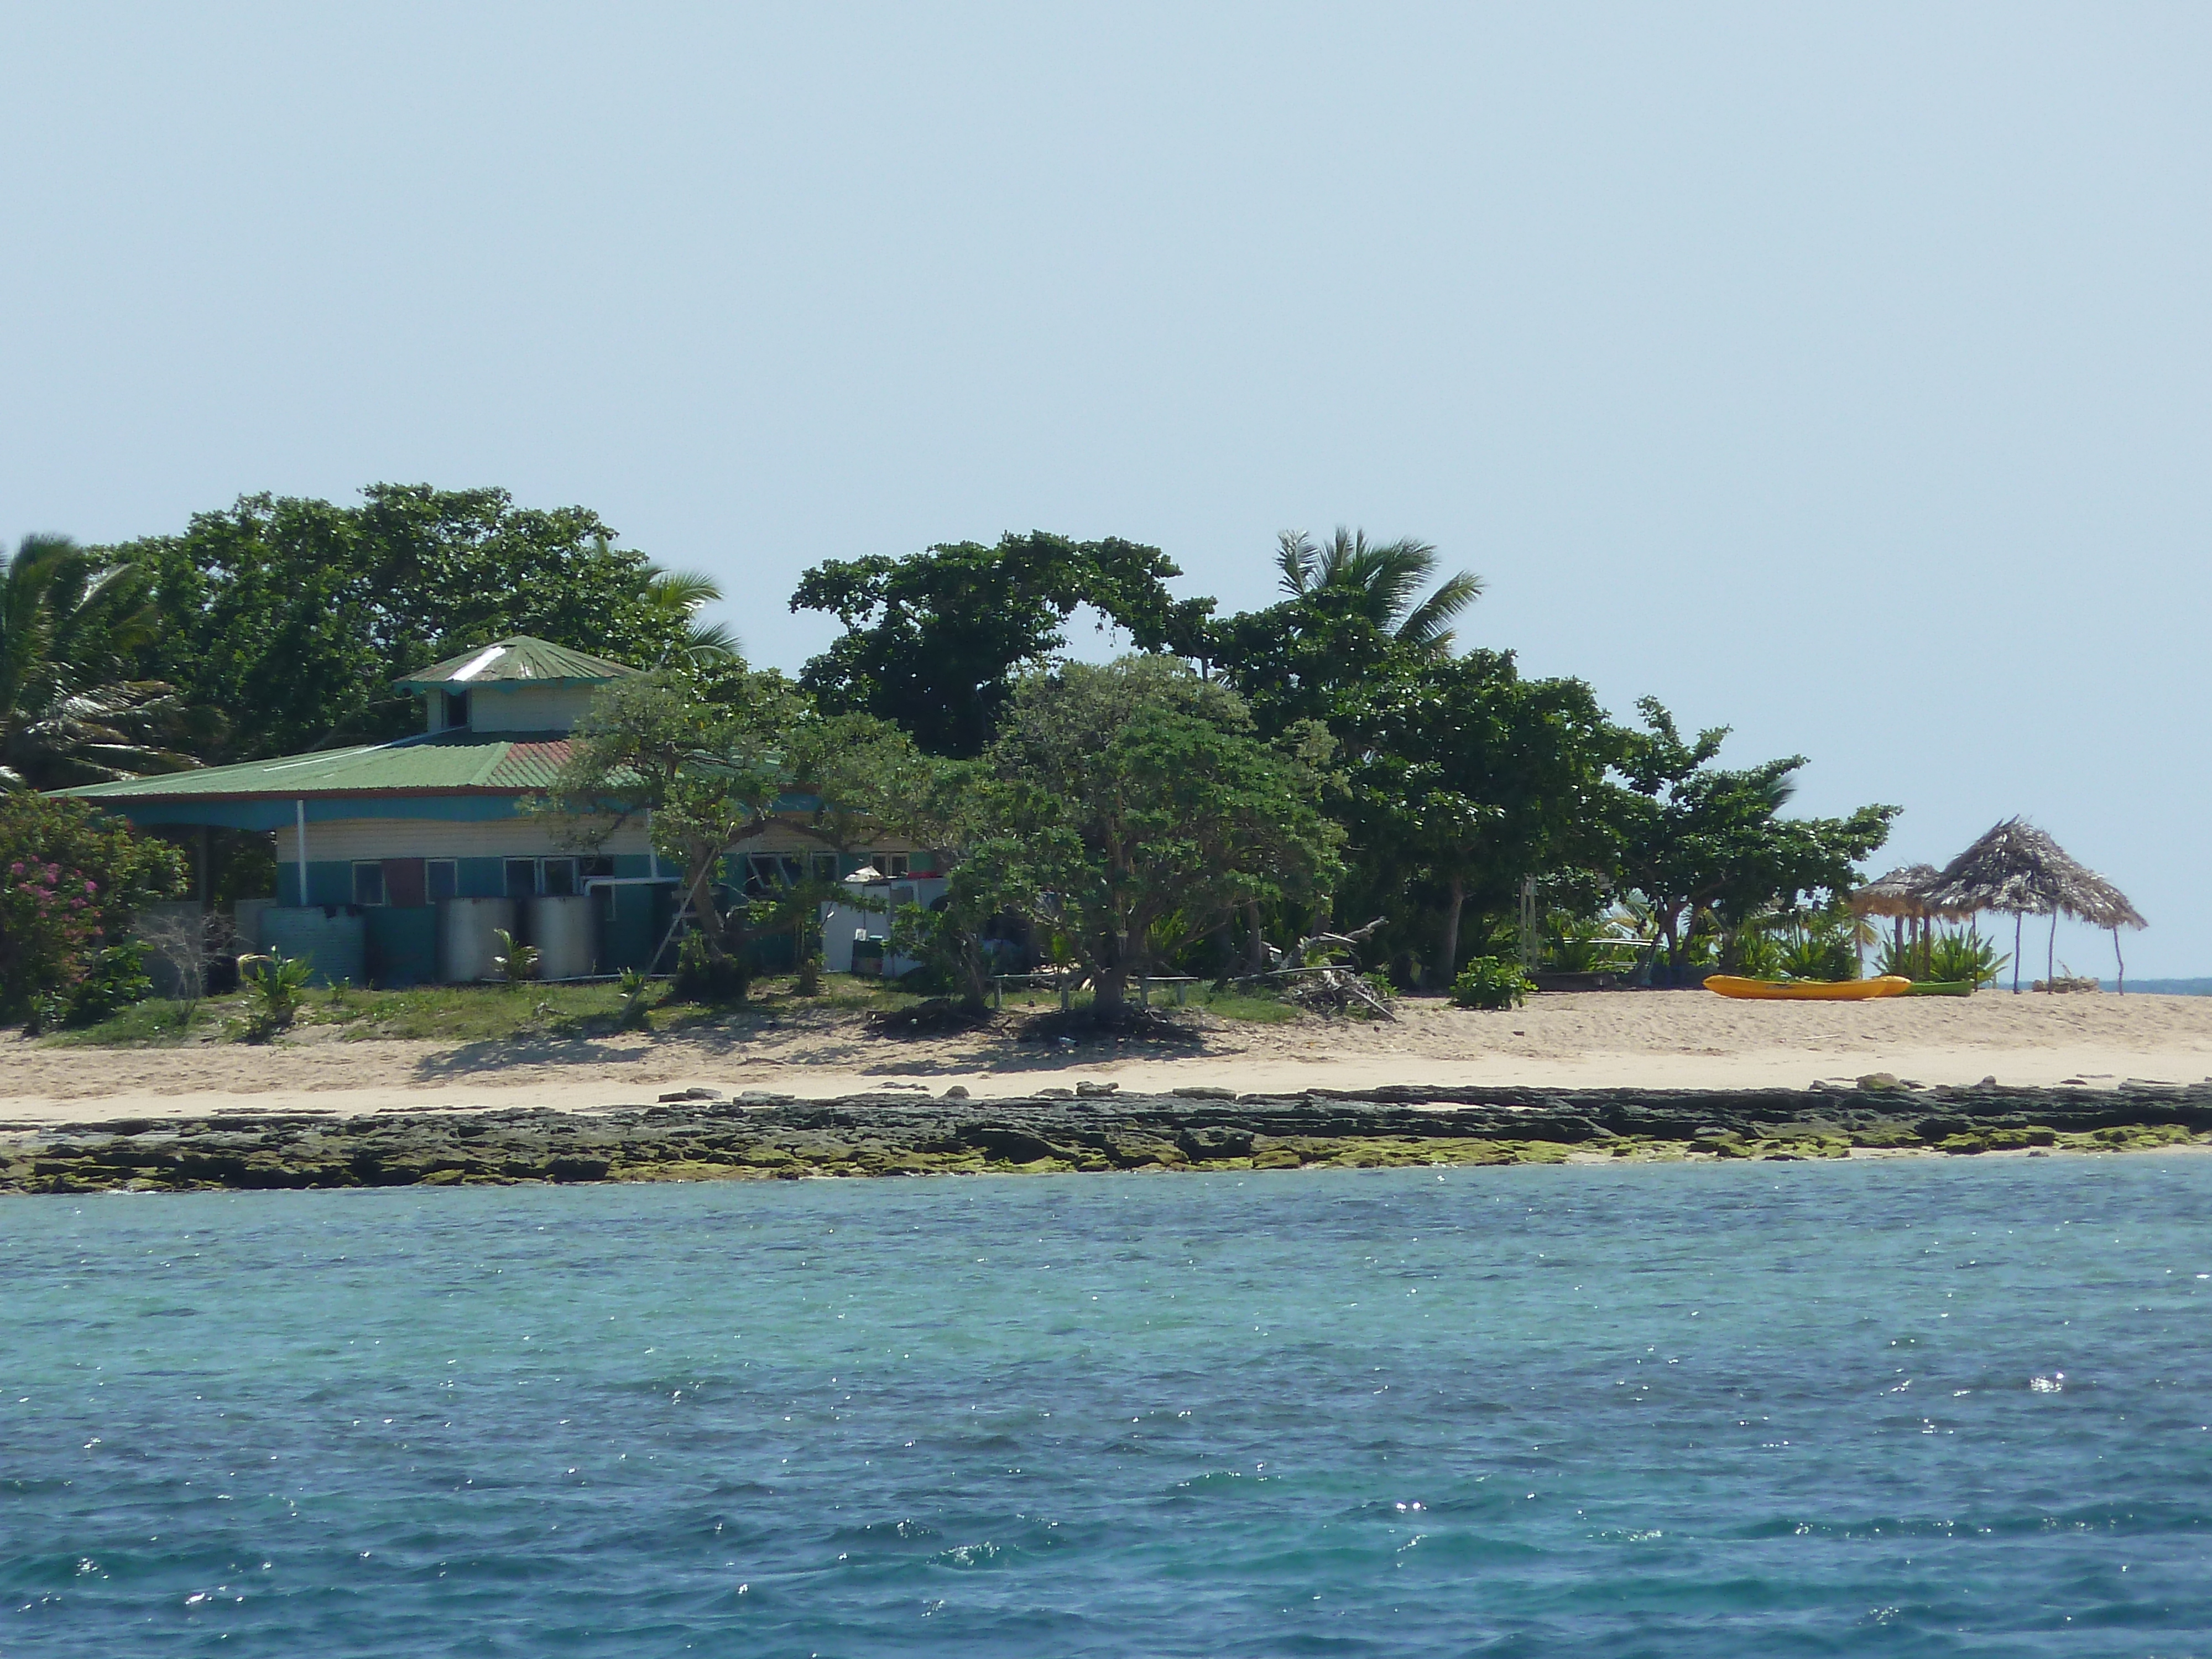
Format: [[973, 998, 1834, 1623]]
[[528, 895, 596, 980], [441, 896, 517, 983]]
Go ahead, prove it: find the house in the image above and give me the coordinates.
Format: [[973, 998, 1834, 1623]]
[[65, 637, 940, 987]]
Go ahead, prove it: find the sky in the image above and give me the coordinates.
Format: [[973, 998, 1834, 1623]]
[[3, 4, 2206, 975]]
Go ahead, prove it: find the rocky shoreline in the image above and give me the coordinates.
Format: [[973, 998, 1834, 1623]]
[[4, 1077, 2210, 1193]]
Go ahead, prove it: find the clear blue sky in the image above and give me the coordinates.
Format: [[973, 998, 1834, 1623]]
[[4, 5, 2205, 975]]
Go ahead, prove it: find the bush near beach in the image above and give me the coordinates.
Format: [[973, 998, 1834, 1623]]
[[0, 791, 183, 1029]]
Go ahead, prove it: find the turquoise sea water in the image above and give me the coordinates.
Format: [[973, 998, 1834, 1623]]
[[4, 1161, 2210, 1657]]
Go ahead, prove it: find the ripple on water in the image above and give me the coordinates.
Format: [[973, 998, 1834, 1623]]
[[2, 1159, 2209, 1657]]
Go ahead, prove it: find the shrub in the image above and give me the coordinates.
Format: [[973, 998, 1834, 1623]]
[[1778, 929, 1856, 983], [491, 928, 540, 984], [1874, 926, 2008, 986], [236, 950, 313, 1041], [673, 932, 747, 1003], [1451, 957, 1533, 1010], [0, 792, 184, 1027], [65, 941, 153, 1027], [616, 967, 653, 1030], [1927, 926, 2007, 987]]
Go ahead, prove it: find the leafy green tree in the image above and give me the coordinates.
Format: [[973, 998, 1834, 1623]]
[[1607, 698, 1897, 973], [535, 665, 916, 996], [113, 485, 729, 761], [1, 536, 187, 790], [0, 790, 185, 1025], [790, 531, 1212, 757], [980, 656, 1342, 1019], [535, 667, 806, 994], [1340, 651, 1618, 985]]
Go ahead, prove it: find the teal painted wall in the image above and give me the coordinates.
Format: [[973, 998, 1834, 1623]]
[[259, 907, 367, 987]]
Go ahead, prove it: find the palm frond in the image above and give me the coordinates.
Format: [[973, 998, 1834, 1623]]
[[1275, 531, 1318, 596]]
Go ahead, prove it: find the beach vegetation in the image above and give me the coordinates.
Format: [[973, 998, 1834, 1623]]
[[975, 656, 1342, 1021], [1608, 700, 1897, 976], [235, 950, 313, 1041], [1449, 957, 1534, 1010], [49, 489, 1913, 1014], [1, 789, 185, 1027], [490, 928, 540, 984], [1927, 926, 2007, 988]]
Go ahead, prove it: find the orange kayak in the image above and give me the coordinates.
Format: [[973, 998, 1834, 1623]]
[[1704, 975, 1912, 1001]]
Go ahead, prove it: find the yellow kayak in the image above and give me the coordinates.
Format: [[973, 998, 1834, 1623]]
[[1704, 975, 1913, 1001]]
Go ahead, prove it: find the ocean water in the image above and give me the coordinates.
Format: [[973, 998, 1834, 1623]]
[[4, 1162, 2210, 1658]]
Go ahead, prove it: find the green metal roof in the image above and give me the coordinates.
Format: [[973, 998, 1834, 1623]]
[[390, 636, 641, 692], [63, 732, 578, 802]]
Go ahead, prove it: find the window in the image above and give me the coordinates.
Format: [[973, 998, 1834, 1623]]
[[427, 860, 458, 901], [444, 689, 470, 731], [541, 857, 577, 897], [745, 853, 805, 895], [352, 862, 387, 906], [580, 857, 614, 883], [504, 858, 539, 899], [881, 853, 910, 878], [810, 853, 838, 883]]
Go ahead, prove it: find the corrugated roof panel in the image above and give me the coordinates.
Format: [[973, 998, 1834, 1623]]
[[483, 739, 577, 789], [392, 636, 640, 691], [62, 733, 538, 801]]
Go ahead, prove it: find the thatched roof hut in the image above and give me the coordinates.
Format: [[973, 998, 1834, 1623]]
[[1924, 818, 2146, 991], [1849, 864, 1945, 920], [1925, 818, 2145, 928]]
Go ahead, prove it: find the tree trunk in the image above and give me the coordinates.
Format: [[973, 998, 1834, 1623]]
[[1245, 901, 1267, 974], [1436, 873, 1466, 990]]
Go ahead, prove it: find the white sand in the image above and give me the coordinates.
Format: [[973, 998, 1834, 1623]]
[[4, 989, 2209, 1126]]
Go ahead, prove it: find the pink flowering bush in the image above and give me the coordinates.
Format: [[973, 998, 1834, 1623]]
[[0, 793, 185, 1026]]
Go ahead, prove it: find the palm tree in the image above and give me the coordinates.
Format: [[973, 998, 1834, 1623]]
[[0, 535, 186, 789], [1275, 527, 1483, 655], [643, 568, 742, 664]]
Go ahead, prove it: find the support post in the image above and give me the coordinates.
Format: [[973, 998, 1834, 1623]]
[[294, 800, 309, 907], [2114, 926, 2125, 994], [2047, 910, 2058, 992], [2012, 912, 2022, 994]]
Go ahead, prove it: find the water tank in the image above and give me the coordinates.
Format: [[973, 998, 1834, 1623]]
[[528, 895, 596, 980], [440, 896, 517, 983]]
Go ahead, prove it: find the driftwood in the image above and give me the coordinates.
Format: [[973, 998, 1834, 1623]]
[[1249, 917, 1396, 1021]]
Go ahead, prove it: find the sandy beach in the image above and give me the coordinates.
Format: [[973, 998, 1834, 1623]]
[[4, 988, 2209, 1127]]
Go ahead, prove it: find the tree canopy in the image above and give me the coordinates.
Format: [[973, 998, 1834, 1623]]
[[1606, 698, 1899, 972], [790, 531, 1212, 758], [1337, 650, 1618, 984], [108, 485, 727, 761], [978, 656, 1341, 1015]]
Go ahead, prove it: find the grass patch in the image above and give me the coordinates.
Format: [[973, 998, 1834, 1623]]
[[48, 970, 934, 1047], [320, 982, 633, 1041], [40, 998, 225, 1047]]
